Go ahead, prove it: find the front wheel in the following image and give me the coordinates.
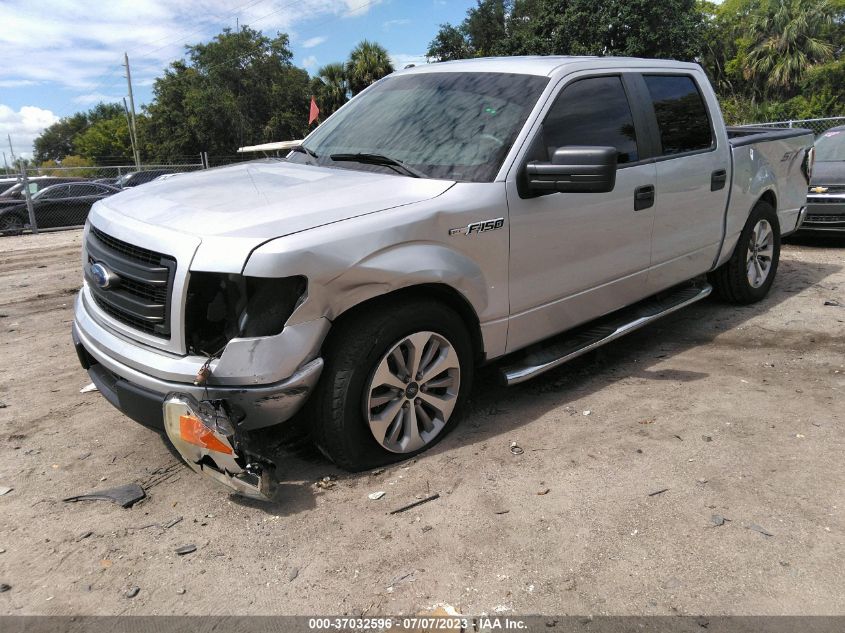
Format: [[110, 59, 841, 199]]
[[310, 298, 474, 471], [708, 200, 780, 304]]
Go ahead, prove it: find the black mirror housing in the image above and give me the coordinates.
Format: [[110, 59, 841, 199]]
[[526, 146, 618, 194]]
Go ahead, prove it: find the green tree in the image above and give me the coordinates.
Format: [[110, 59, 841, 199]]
[[428, 0, 706, 62], [745, 0, 840, 97], [345, 40, 394, 95], [73, 115, 133, 162], [312, 62, 348, 116], [144, 27, 311, 158]]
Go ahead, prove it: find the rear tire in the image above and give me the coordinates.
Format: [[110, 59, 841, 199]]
[[708, 200, 780, 304], [310, 298, 474, 471], [0, 213, 25, 236]]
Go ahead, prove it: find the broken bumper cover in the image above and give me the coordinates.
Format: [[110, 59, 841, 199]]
[[163, 394, 275, 500]]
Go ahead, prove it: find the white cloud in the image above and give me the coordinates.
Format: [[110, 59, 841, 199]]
[[302, 36, 328, 48], [73, 93, 125, 105], [390, 53, 428, 69], [0, 0, 384, 100], [383, 18, 410, 30], [302, 55, 319, 70], [0, 104, 59, 160]]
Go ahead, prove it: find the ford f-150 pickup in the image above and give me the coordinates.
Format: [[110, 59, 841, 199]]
[[72, 57, 813, 499]]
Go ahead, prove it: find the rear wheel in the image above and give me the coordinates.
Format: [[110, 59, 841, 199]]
[[708, 200, 780, 304], [310, 298, 474, 471], [0, 214, 25, 236]]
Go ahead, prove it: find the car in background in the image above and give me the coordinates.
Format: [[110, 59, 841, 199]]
[[0, 177, 92, 204], [0, 181, 119, 234], [115, 169, 178, 189], [803, 126, 845, 234]]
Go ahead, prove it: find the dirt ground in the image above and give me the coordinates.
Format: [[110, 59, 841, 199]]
[[0, 229, 843, 617]]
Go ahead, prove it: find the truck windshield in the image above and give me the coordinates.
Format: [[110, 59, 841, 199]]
[[292, 72, 549, 182], [815, 130, 845, 162]]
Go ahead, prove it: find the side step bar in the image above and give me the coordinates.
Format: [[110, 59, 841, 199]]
[[500, 283, 712, 386]]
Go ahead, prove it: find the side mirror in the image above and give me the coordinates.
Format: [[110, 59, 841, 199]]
[[525, 146, 618, 194]]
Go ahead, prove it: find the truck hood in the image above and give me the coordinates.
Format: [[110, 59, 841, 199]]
[[811, 161, 845, 186], [96, 159, 455, 240]]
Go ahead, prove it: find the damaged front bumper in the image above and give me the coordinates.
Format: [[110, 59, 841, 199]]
[[163, 394, 275, 500]]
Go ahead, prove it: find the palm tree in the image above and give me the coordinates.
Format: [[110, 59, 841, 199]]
[[345, 40, 394, 95], [745, 0, 837, 97], [316, 62, 349, 116]]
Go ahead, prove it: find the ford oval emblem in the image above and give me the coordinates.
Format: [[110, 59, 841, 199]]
[[90, 262, 119, 290]]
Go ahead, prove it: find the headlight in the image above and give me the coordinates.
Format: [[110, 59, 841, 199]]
[[185, 273, 306, 355]]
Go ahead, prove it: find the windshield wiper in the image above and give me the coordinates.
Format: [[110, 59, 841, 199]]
[[329, 153, 427, 178], [289, 144, 319, 162]]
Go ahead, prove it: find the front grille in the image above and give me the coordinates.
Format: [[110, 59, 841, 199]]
[[805, 213, 845, 224], [807, 196, 845, 204], [86, 227, 176, 338]]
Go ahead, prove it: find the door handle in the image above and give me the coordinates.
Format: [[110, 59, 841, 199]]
[[634, 185, 655, 211], [711, 169, 727, 191]]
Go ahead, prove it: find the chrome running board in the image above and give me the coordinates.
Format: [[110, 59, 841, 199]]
[[500, 283, 712, 386]]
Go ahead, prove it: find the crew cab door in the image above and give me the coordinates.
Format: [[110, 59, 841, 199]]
[[638, 73, 731, 291], [506, 73, 657, 353]]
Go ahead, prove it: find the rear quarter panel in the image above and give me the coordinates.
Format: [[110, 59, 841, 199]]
[[717, 134, 812, 268]]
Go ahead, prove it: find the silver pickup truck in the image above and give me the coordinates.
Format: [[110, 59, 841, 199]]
[[72, 57, 813, 499]]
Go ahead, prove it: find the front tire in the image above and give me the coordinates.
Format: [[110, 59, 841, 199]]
[[310, 298, 474, 471], [708, 200, 780, 304]]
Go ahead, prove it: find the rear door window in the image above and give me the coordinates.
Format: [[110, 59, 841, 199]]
[[543, 76, 639, 164], [643, 75, 713, 156]]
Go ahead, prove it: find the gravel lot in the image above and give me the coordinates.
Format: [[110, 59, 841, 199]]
[[0, 229, 843, 616]]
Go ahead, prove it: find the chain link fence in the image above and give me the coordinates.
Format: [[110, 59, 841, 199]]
[[4, 117, 845, 236], [0, 159, 204, 236], [743, 116, 845, 137]]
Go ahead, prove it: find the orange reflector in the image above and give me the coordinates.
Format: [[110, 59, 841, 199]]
[[179, 414, 233, 455]]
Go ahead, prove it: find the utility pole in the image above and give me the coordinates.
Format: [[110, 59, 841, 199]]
[[2, 151, 9, 176], [123, 97, 139, 173], [19, 163, 37, 234], [123, 52, 141, 171], [7, 133, 16, 164]]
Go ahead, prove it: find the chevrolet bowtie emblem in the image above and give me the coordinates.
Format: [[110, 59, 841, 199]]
[[810, 186, 829, 193]]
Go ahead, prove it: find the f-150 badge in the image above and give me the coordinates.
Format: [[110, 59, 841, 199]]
[[449, 217, 505, 236]]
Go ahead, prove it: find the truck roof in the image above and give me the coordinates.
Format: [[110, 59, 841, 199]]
[[395, 56, 702, 78]]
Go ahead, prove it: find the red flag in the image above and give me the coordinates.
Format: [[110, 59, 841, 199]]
[[308, 97, 320, 125]]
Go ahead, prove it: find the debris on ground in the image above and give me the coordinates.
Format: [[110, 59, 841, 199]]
[[509, 441, 524, 455], [175, 544, 196, 556], [370, 468, 385, 476], [702, 435, 713, 442], [648, 488, 669, 497], [639, 419, 655, 425], [747, 524, 773, 537], [493, 509, 510, 515], [63, 483, 145, 508], [79, 383, 98, 394], [537, 488, 551, 495], [368, 491, 386, 500], [697, 478, 709, 484], [0, 486, 12, 496], [421, 525, 433, 532], [288, 567, 299, 582], [0, 402, 6, 409], [176, 588, 186, 595], [162, 516, 183, 529], [76, 531, 93, 541], [582, 410, 592, 416], [389, 493, 440, 515], [0, 584, 10, 593], [711, 515, 730, 527], [315, 476, 337, 490], [823, 300, 840, 307], [124, 586, 140, 599]]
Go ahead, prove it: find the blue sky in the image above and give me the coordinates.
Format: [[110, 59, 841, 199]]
[[0, 0, 476, 158]]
